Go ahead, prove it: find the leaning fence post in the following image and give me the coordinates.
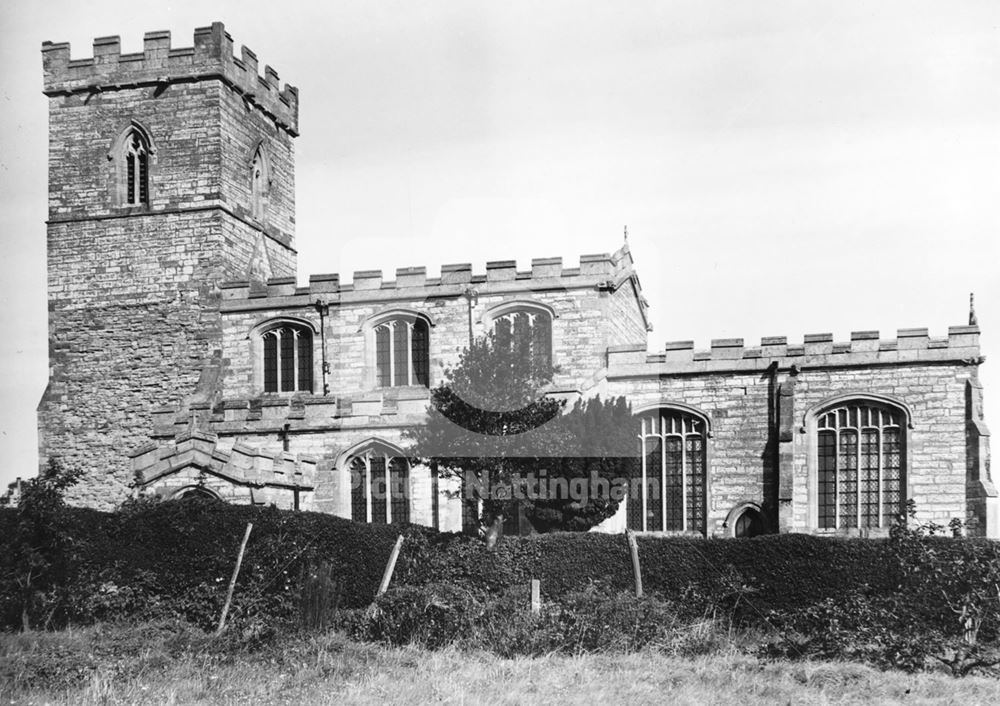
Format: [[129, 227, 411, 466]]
[[376, 535, 405, 598], [626, 529, 643, 598], [530, 579, 541, 614], [216, 521, 253, 635]]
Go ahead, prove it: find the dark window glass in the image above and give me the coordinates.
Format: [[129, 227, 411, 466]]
[[839, 429, 858, 529], [411, 319, 429, 387], [883, 427, 903, 526], [393, 322, 408, 386], [818, 430, 836, 529], [280, 328, 295, 392], [664, 436, 683, 531], [263, 333, 278, 392], [350, 457, 367, 522], [644, 437, 663, 532], [389, 457, 410, 524], [297, 331, 312, 392], [375, 325, 391, 387], [860, 429, 880, 527], [370, 456, 387, 524]]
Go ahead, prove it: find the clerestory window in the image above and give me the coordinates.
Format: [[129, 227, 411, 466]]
[[490, 305, 552, 370], [261, 323, 313, 393], [372, 316, 430, 388]]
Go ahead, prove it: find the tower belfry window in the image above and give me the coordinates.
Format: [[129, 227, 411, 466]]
[[250, 144, 270, 221], [124, 130, 149, 206]]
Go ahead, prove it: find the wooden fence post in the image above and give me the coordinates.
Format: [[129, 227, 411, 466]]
[[626, 529, 643, 598], [376, 535, 405, 598], [530, 579, 541, 615], [216, 522, 253, 635]]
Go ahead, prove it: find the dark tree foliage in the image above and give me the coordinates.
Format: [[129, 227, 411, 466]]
[[7, 458, 84, 631], [406, 333, 637, 538]]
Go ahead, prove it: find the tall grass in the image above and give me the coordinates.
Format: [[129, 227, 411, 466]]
[[3, 622, 1000, 705]]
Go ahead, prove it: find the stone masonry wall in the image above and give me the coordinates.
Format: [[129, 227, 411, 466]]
[[40, 25, 298, 509], [606, 327, 985, 536]]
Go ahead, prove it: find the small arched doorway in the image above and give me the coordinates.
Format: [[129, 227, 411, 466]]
[[733, 507, 764, 538], [172, 486, 221, 502]]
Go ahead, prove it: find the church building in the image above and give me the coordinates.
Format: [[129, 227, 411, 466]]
[[37, 23, 997, 538]]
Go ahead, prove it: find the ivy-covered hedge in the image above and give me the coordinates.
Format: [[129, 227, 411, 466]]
[[1, 499, 992, 635]]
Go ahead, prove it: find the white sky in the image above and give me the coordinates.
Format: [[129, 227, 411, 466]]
[[1, 1, 998, 494]]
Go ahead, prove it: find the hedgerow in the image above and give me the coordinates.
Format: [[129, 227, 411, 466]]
[[2, 498, 999, 675]]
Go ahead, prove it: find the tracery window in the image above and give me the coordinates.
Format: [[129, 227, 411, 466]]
[[123, 128, 150, 206], [816, 402, 905, 530], [349, 447, 410, 524], [492, 307, 552, 369], [628, 409, 707, 534], [374, 317, 430, 388], [261, 323, 313, 393]]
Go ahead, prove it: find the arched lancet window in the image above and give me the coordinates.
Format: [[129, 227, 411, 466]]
[[348, 446, 410, 524], [261, 323, 313, 393], [628, 408, 707, 534], [372, 315, 430, 388], [489, 304, 552, 369], [816, 401, 905, 530], [250, 143, 270, 221], [125, 130, 150, 205], [109, 123, 154, 207]]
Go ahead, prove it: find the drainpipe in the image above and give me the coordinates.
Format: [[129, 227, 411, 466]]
[[315, 299, 330, 395], [463, 287, 479, 347]]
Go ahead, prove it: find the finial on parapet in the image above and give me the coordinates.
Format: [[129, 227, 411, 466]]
[[970, 292, 978, 326], [624, 225, 628, 243]]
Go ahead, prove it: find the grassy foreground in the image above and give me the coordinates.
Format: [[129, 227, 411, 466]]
[[2, 623, 1000, 706]]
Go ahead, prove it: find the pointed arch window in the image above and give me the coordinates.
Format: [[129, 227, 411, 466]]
[[816, 402, 905, 530], [371, 315, 430, 388], [487, 303, 553, 369], [628, 408, 707, 534], [261, 323, 313, 393], [110, 123, 154, 208], [250, 144, 270, 221], [349, 446, 410, 524], [125, 131, 150, 205]]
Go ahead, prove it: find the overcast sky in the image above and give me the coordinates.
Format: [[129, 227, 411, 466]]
[[1, 1, 997, 495]]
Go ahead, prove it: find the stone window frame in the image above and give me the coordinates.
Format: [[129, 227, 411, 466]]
[[248, 316, 319, 395], [628, 402, 713, 536], [107, 119, 156, 209], [248, 139, 272, 223], [803, 393, 913, 534], [338, 438, 411, 524], [481, 300, 557, 369], [361, 309, 435, 390]]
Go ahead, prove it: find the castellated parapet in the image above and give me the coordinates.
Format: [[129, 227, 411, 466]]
[[218, 245, 646, 308], [42, 22, 298, 135], [606, 325, 983, 376]]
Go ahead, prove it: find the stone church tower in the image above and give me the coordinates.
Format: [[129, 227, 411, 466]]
[[38, 23, 299, 507]]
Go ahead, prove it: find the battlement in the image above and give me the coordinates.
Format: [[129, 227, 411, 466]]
[[42, 22, 298, 135], [220, 243, 639, 305], [607, 325, 983, 375]]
